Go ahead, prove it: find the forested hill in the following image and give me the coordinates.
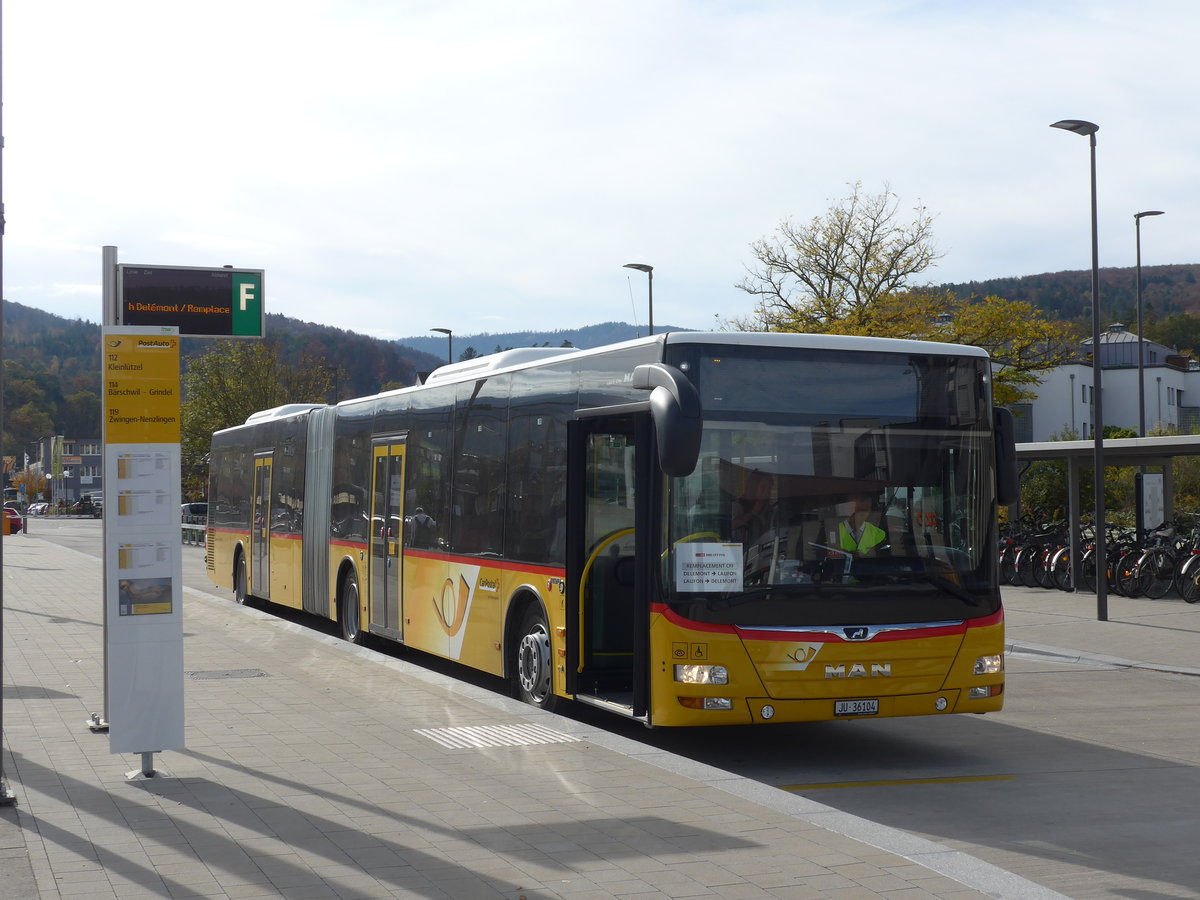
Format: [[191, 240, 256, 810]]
[[1, 301, 441, 448], [938, 263, 1200, 326], [395, 320, 693, 358]]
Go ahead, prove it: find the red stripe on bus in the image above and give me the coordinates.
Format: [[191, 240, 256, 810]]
[[654, 603, 1003, 640]]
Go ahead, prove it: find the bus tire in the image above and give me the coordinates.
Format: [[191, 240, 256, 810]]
[[514, 606, 557, 711], [234, 554, 248, 605], [339, 569, 364, 644]]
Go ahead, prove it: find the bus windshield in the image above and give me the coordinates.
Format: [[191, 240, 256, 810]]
[[664, 344, 998, 627]]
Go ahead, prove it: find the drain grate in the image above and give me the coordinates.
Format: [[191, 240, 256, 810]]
[[414, 723, 582, 749], [187, 668, 269, 680]]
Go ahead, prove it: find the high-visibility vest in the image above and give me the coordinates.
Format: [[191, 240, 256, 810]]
[[838, 520, 886, 553]]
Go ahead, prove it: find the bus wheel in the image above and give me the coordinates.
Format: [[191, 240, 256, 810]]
[[234, 555, 248, 604], [515, 607, 556, 711], [339, 570, 364, 644]]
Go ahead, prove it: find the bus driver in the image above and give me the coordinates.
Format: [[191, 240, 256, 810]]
[[834, 491, 887, 558]]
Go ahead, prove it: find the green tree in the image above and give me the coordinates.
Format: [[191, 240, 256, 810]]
[[1148, 313, 1200, 356], [60, 390, 102, 438], [731, 186, 1079, 404], [181, 340, 334, 483], [4, 401, 56, 450]]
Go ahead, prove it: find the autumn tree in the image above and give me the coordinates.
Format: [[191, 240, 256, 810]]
[[735, 182, 941, 331], [732, 183, 1079, 404], [181, 340, 337, 487]]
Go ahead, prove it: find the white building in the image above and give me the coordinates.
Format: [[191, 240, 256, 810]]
[[1014, 324, 1199, 442]]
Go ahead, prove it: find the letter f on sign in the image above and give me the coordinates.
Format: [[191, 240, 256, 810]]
[[231, 272, 263, 336]]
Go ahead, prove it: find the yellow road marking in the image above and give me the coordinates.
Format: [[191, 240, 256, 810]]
[[782, 774, 1016, 791]]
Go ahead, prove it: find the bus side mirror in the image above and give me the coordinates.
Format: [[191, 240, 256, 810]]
[[632, 363, 702, 477], [993, 407, 1019, 507]]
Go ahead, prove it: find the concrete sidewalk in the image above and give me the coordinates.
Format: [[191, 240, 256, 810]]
[[1003, 580, 1200, 676], [0, 534, 1133, 899]]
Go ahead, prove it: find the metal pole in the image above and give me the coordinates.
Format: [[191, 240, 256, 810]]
[[622, 264, 654, 336], [1136, 216, 1146, 437], [1087, 131, 1107, 621], [0, 0, 15, 807], [430, 328, 452, 364], [647, 268, 654, 337], [1134, 210, 1164, 438]]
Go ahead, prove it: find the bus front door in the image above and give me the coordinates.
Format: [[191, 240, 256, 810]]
[[567, 413, 652, 720], [250, 454, 272, 600], [369, 438, 406, 640]]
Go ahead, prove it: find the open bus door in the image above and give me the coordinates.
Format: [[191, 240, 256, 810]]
[[566, 412, 653, 721], [369, 436, 407, 640], [250, 454, 272, 600]]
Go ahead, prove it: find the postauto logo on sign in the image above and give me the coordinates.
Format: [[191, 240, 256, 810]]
[[120, 265, 264, 338]]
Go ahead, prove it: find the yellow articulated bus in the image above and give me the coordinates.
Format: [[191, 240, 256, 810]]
[[206, 332, 1017, 727]]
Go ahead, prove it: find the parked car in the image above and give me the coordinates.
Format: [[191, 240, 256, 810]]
[[181, 502, 209, 520], [27, 502, 48, 515], [71, 496, 100, 517], [3, 507, 23, 534]]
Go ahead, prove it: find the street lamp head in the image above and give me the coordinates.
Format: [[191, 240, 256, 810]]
[[1135, 210, 1165, 220], [430, 327, 451, 336], [1050, 119, 1099, 137], [623, 263, 653, 274]]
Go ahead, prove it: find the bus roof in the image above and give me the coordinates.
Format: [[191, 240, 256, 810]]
[[423, 346, 580, 385], [215, 331, 991, 435], [355, 331, 990, 405], [663, 331, 989, 358]]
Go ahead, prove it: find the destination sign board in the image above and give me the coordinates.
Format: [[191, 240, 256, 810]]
[[118, 264, 264, 337]]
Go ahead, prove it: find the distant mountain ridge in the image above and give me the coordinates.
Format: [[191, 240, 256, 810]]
[[8, 262, 1200, 450], [938, 263, 1200, 325], [0, 301, 442, 448], [396, 321, 695, 359]]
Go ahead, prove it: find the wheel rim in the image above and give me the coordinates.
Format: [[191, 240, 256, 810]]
[[235, 559, 247, 603], [343, 578, 360, 640], [517, 623, 551, 703]]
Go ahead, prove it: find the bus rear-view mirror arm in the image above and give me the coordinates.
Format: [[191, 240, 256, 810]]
[[632, 363, 702, 478]]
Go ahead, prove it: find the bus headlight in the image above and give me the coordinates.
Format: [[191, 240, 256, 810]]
[[974, 654, 1004, 675], [969, 685, 1004, 699], [674, 664, 728, 685]]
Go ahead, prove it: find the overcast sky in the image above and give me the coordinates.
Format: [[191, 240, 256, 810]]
[[4, 1, 1198, 341]]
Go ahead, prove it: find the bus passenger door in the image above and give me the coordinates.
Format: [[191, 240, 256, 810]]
[[250, 454, 272, 600], [566, 413, 652, 719], [369, 437, 406, 639]]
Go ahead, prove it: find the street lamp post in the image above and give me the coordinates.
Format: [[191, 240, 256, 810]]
[[623, 263, 654, 336], [430, 327, 452, 365], [1051, 118, 1107, 620], [1135, 210, 1164, 437]]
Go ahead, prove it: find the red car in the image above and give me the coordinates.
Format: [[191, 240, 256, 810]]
[[3, 507, 23, 534]]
